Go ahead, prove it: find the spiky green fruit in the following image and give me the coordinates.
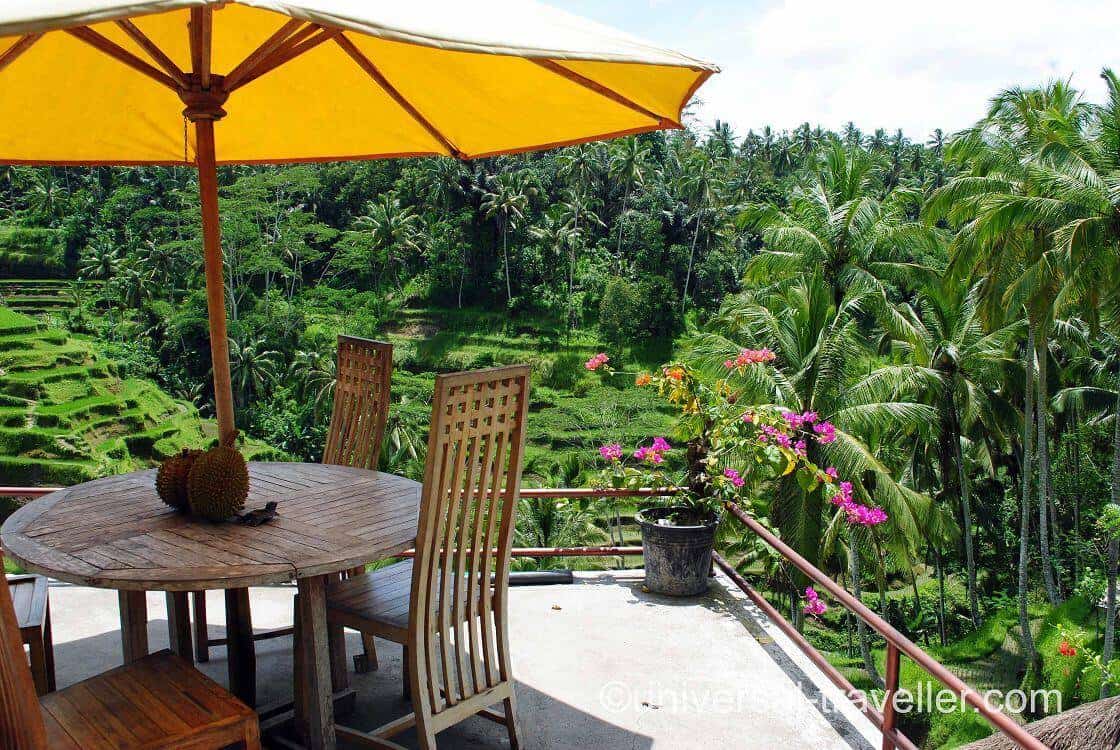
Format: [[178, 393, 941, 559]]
[[186, 445, 249, 522], [155, 448, 202, 510]]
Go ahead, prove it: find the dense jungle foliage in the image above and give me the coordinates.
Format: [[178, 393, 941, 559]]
[[2, 71, 1120, 748]]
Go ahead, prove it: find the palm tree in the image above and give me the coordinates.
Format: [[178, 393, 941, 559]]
[[739, 143, 937, 309], [481, 171, 534, 304], [928, 80, 1092, 611], [354, 194, 423, 288], [557, 144, 603, 196], [892, 279, 1022, 627], [289, 348, 336, 417], [680, 150, 725, 304], [229, 334, 280, 409], [26, 169, 65, 224], [696, 274, 935, 681], [556, 188, 604, 326], [607, 137, 652, 263], [78, 237, 121, 281]]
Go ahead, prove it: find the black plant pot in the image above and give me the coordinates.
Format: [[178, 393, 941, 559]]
[[636, 506, 718, 596]]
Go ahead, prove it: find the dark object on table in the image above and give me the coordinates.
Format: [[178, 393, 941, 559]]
[[235, 502, 278, 526]]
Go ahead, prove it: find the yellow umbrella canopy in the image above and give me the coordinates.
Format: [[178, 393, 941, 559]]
[[0, 0, 716, 443]]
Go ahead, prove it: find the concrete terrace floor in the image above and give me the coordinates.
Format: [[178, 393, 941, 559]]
[[40, 571, 881, 750]]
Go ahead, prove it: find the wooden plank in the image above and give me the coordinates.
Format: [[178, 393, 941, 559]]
[[225, 588, 257, 707], [296, 575, 336, 750], [166, 591, 193, 661], [118, 590, 148, 663]]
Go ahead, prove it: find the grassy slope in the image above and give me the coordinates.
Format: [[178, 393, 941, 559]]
[[0, 305, 281, 487], [383, 307, 677, 478]]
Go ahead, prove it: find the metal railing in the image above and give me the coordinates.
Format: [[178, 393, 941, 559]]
[[0, 484, 1047, 750]]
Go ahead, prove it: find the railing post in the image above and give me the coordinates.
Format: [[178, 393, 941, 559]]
[[881, 643, 901, 750]]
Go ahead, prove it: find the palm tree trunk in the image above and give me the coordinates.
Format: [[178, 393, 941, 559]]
[[682, 200, 703, 305], [950, 393, 981, 628], [502, 229, 512, 304], [615, 186, 629, 263], [851, 527, 884, 688], [936, 548, 947, 646], [1019, 323, 1038, 673], [1035, 330, 1060, 606], [1102, 383, 1120, 699]]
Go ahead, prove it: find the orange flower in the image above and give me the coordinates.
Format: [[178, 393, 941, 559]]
[[635, 373, 652, 387], [663, 367, 684, 382]]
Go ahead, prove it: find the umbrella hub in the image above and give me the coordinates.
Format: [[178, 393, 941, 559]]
[[180, 74, 229, 122]]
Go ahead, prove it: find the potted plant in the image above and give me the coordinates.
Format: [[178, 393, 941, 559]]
[[590, 352, 887, 596]]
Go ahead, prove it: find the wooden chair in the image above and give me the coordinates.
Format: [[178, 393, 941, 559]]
[[0, 552, 261, 750], [323, 364, 530, 749], [192, 335, 393, 666], [7, 574, 54, 696]]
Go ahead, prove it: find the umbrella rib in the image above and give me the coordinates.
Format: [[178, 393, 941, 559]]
[[190, 7, 213, 88], [226, 25, 342, 93], [224, 18, 305, 91], [66, 27, 179, 91], [115, 20, 188, 89], [334, 34, 462, 159], [0, 33, 42, 73], [529, 59, 677, 128]]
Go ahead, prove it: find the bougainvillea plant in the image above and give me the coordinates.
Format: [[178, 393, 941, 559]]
[[588, 351, 889, 530]]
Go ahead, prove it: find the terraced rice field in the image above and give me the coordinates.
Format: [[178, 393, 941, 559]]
[[0, 305, 280, 487]]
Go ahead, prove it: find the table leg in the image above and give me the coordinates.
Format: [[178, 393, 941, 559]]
[[118, 590, 148, 664], [166, 591, 194, 661], [225, 587, 257, 707], [295, 575, 336, 750]]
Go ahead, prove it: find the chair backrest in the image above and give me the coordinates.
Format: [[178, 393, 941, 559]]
[[322, 335, 393, 470], [0, 555, 47, 749], [408, 365, 531, 718]]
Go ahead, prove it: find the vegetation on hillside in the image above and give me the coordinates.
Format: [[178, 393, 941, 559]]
[[1, 66, 1119, 749]]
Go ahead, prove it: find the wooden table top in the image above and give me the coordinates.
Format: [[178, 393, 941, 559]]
[[0, 462, 421, 591]]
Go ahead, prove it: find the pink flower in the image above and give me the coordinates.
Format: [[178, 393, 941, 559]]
[[724, 348, 777, 369], [633, 438, 671, 464], [599, 443, 622, 462], [803, 586, 827, 616], [813, 421, 837, 444], [742, 411, 755, 423], [825, 467, 839, 480], [794, 440, 807, 456], [723, 468, 745, 488], [585, 353, 610, 371]]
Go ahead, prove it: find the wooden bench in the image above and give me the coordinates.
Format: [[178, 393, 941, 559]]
[[7, 574, 54, 696]]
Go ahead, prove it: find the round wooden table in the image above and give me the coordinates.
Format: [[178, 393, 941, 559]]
[[1, 461, 421, 750]]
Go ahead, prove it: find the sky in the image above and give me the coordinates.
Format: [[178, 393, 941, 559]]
[[551, 0, 1119, 141]]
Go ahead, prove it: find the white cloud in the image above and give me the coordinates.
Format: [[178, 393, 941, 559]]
[[684, 0, 1118, 139]]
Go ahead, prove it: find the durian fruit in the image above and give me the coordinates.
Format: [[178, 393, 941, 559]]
[[156, 448, 203, 510], [186, 444, 250, 521]]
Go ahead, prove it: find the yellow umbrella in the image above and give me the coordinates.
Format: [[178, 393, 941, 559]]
[[0, 0, 716, 444]]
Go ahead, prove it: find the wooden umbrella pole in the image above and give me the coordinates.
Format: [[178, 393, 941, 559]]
[[182, 76, 236, 447], [195, 119, 236, 447]]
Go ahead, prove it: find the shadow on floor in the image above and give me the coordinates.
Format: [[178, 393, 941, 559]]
[[50, 621, 653, 750]]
